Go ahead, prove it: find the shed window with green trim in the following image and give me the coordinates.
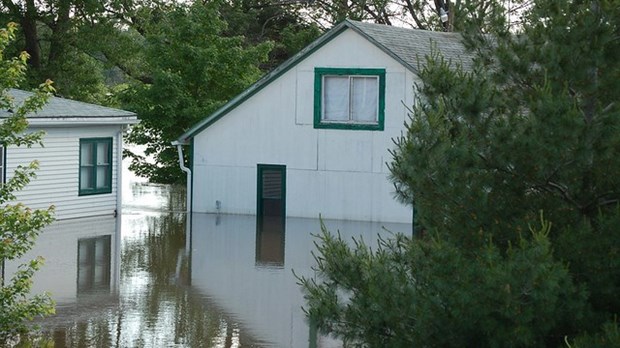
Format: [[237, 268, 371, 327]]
[[79, 138, 112, 195], [314, 67, 385, 131]]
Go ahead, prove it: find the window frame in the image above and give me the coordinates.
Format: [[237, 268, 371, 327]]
[[314, 67, 386, 131], [79, 137, 113, 196]]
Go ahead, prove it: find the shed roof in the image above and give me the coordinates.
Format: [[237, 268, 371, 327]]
[[1, 89, 137, 126], [175, 20, 469, 143]]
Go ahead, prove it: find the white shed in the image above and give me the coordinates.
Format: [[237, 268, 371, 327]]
[[175, 20, 468, 223], [1, 89, 137, 220]]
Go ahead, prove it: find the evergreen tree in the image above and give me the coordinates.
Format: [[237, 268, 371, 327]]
[[300, 0, 620, 345]]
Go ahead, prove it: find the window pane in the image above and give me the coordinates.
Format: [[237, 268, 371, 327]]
[[351, 77, 378, 122], [323, 76, 350, 121], [80, 167, 93, 189], [97, 142, 109, 165], [81, 143, 93, 165], [96, 165, 109, 188]]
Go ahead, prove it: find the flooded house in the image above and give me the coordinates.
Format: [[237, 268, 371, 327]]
[[1, 89, 138, 220], [1, 91, 136, 342], [174, 20, 468, 223]]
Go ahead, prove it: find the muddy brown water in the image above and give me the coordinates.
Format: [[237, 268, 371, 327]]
[[8, 179, 410, 347]]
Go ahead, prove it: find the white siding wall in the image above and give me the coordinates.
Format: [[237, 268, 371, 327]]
[[192, 29, 421, 223], [6, 125, 123, 220]]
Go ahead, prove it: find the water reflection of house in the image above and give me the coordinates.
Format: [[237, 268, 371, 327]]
[[256, 216, 286, 267], [190, 213, 410, 347], [3, 216, 119, 304]]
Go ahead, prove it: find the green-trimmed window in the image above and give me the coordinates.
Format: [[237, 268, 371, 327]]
[[79, 138, 112, 195], [314, 67, 385, 131]]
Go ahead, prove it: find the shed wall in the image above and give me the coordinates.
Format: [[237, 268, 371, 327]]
[[192, 29, 420, 223]]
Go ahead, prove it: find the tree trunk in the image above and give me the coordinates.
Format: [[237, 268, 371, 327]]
[[48, 0, 72, 64]]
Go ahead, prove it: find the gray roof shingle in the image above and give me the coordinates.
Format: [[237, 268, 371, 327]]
[[347, 21, 472, 71], [1, 89, 136, 120]]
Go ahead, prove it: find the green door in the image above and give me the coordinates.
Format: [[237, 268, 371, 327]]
[[257, 164, 286, 220], [256, 164, 286, 267]]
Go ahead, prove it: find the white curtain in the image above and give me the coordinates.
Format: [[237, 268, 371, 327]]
[[351, 77, 378, 122], [80, 143, 93, 189], [96, 142, 109, 188], [96, 142, 109, 165], [323, 76, 350, 121]]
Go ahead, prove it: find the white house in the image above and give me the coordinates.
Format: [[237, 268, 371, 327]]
[[1, 89, 137, 220], [174, 20, 468, 223]]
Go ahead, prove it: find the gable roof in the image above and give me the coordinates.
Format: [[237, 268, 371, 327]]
[[1, 89, 137, 126], [346, 20, 471, 71], [175, 20, 469, 144]]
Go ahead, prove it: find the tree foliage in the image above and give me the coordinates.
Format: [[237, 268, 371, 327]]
[[300, 0, 620, 345], [0, 23, 55, 343], [0, 0, 321, 183], [0, 0, 114, 102], [119, 0, 322, 184], [120, 1, 274, 184], [300, 218, 586, 347], [302, 0, 528, 32]]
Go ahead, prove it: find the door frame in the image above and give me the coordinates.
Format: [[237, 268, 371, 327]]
[[256, 164, 286, 221]]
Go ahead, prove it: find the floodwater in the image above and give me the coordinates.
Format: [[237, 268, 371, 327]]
[[5, 175, 411, 347]]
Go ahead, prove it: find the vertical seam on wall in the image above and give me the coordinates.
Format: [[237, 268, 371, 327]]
[[294, 68, 299, 125], [315, 131, 319, 171]]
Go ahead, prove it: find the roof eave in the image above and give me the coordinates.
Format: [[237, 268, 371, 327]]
[[25, 116, 138, 126]]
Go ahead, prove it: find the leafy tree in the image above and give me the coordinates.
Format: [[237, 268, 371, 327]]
[[302, 0, 527, 32], [1, 0, 320, 183], [0, 23, 55, 343], [300, 0, 620, 345], [219, 0, 322, 70], [122, 1, 273, 184], [0, 0, 114, 101]]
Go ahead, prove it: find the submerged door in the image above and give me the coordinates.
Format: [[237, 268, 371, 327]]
[[257, 164, 286, 220], [256, 164, 286, 267]]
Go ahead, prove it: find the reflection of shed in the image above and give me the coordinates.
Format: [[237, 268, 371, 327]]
[[191, 213, 411, 347], [1, 89, 137, 220], [175, 20, 468, 223], [256, 216, 285, 267]]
